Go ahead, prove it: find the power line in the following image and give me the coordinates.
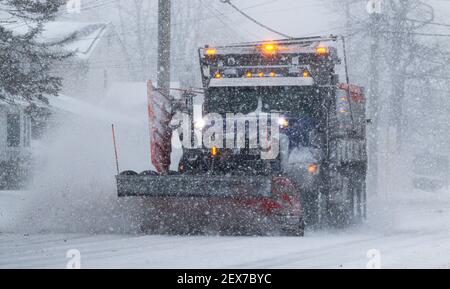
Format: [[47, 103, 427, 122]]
[[8, 1, 340, 44], [383, 30, 450, 37], [44, 0, 269, 44], [219, 0, 293, 39], [240, 0, 281, 10], [405, 18, 450, 28], [198, 0, 255, 41]]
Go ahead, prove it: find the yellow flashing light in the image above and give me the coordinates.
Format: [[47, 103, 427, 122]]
[[316, 46, 329, 56], [205, 48, 217, 55], [261, 42, 278, 55], [211, 146, 218, 157], [308, 164, 318, 174]]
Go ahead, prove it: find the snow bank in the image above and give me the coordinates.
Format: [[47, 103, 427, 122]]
[[367, 188, 450, 235]]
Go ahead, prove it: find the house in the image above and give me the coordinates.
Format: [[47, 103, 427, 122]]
[[8, 20, 124, 104], [41, 21, 124, 103], [0, 99, 32, 189], [1, 21, 125, 189]]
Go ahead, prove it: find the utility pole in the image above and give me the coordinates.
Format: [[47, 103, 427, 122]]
[[345, 0, 351, 38], [367, 0, 382, 195], [157, 0, 171, 97]]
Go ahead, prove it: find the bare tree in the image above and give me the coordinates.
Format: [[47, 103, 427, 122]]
[[115, 0, 157, 82], [323, 0, 450, 193]]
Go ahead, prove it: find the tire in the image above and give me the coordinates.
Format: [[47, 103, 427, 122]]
[[281, 219, 305, 237], [301, 190, 320, 229], [119, 170, 138, 176], [139, 170, 159, 176], [353, 168, 367, 224], [326, 201, 351, 228], [325, 164, 366, 228]]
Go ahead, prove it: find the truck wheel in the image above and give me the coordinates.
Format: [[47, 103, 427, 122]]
[[326, 201, 351, 228], [281, 219, 305, 237], [302, 190, 320, 229], [140, 170, 158, 176], [325, 168, 353, 228], [352, 168, 367, 223], [119, 170, 138, 176], [326, 165, 366, 227]]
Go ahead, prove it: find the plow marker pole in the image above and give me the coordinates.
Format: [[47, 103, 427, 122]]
[[112, 124, 120, 175]]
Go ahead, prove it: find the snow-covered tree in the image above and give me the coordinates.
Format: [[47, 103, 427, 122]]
[[0, 0, 70, 103]]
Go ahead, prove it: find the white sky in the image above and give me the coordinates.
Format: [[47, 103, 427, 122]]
[[206, 0, 338, 41], [206, 0, 450, 42]]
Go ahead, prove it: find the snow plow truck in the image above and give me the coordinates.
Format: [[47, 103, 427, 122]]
[[116, 35, 368, 236]]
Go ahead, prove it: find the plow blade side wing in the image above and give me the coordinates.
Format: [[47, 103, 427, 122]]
[[116, 175, 273, 198]]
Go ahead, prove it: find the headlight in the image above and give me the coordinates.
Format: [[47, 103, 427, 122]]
[[278, 116, 289, 128], [194, 118, 206, 130]]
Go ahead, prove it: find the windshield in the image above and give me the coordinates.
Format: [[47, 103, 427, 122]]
[[204, 86, 327, 117], [204, 87, 258, 114]]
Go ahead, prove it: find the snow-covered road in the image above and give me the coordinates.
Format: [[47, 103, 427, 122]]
[[1, 190, 449, 269], [1, 229, 449, 269]]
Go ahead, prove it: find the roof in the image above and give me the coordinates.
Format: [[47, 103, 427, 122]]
[[9, 21, 109, 60], [0, 90, 31, 108], [41, 21, 109, 60], [202, 35, 338, 55]]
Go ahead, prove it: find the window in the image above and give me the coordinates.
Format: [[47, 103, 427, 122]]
[[22, 115, 31, 147], [204, 87, 258, 114], [204, 86, 328, 117], [7, 113, 20, 147]]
